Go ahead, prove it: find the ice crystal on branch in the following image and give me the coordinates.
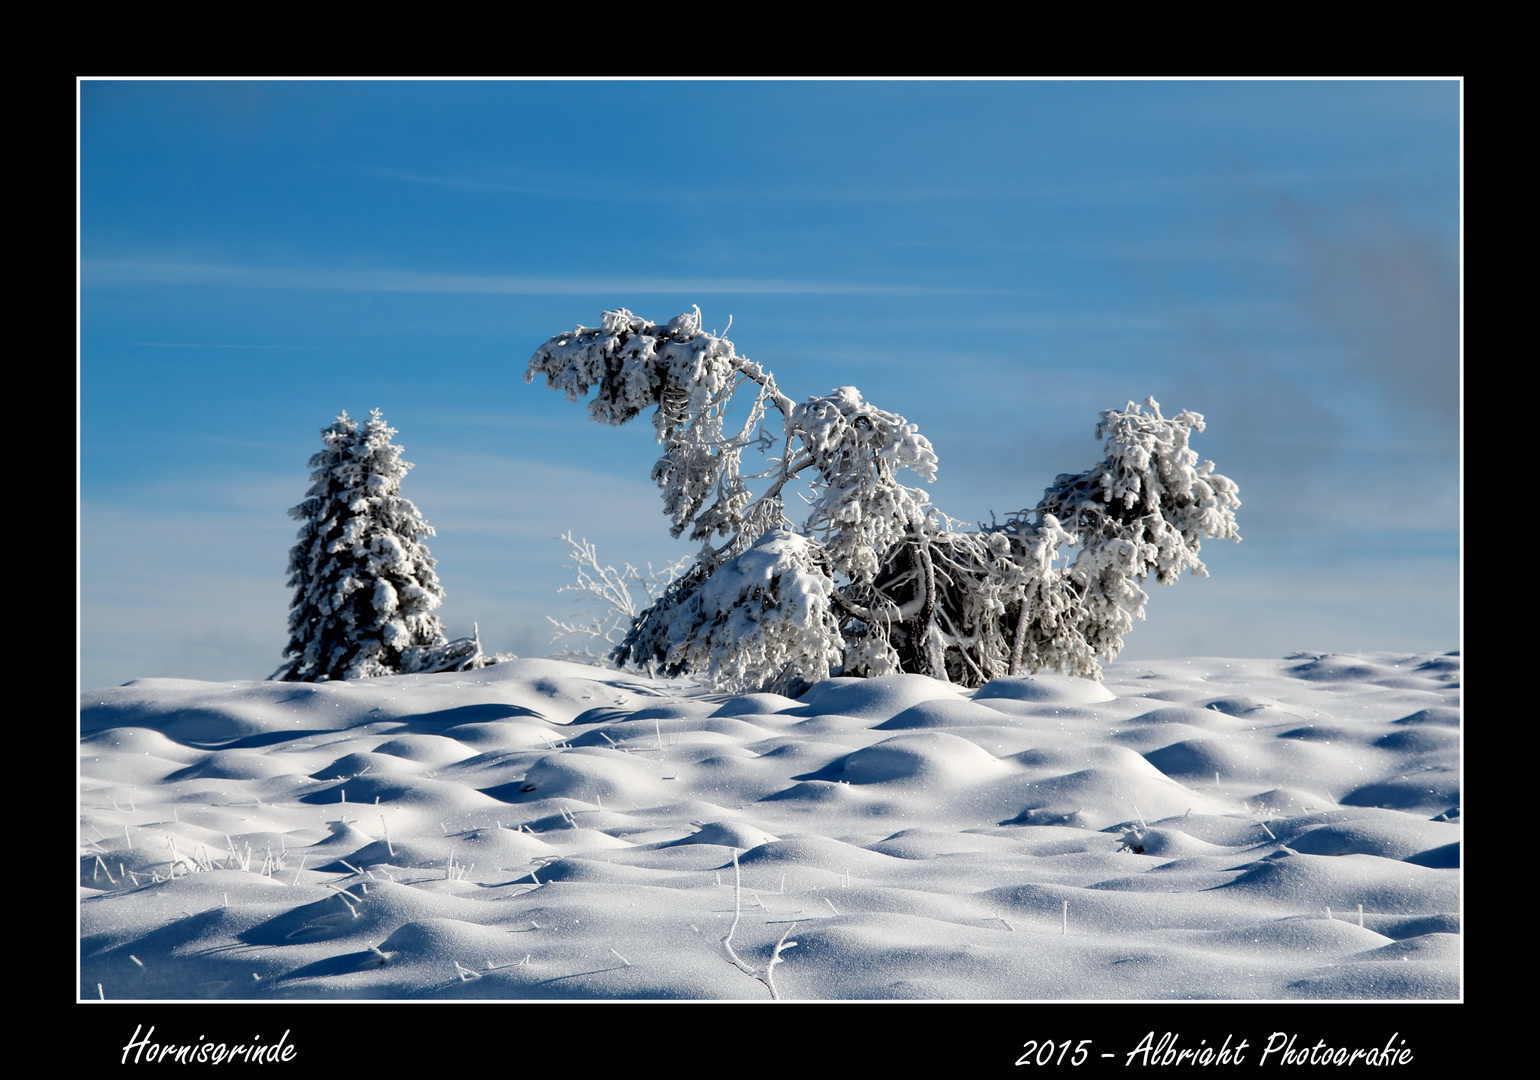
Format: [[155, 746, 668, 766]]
[[529, 310, 1240, 692]]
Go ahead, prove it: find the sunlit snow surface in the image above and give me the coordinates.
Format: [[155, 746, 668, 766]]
[[79, 653, 1460, 1000]]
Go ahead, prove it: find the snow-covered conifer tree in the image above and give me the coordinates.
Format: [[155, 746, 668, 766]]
[[528, 309, 1240, 692], [273, 410, 484, 681]]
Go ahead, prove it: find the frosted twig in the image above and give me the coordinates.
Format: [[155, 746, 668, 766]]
[[722, 850, 757, 976], [760, 922, 798, 1001], [547, 532, 689, 662]]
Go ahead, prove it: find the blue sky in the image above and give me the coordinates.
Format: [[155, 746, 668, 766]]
[[78, 78, 1461, 691]]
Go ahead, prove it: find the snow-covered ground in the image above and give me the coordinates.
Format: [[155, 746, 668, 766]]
[[79, 652, 1459, 1003]]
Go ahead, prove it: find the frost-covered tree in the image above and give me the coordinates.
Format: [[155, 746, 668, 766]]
[[527, 308, 1240, 693], [545, 532, 691, 666], [273, 410, 486, 681]]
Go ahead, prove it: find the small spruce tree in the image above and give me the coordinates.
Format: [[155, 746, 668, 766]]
[[273, 409, 481, 681]]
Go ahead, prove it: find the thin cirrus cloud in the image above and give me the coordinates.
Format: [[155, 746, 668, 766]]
[[367, 162, 1402, 210], [128, 342, 336, 350], [81, 258, 1014, 297], [368, 165, 1047, 206]]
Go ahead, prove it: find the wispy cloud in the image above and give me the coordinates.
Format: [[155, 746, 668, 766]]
[[129, 341, 337, 350], [369, 163, 1416, 209], [368, 166, 1022, 206], [82, 258, 1005, 297]]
